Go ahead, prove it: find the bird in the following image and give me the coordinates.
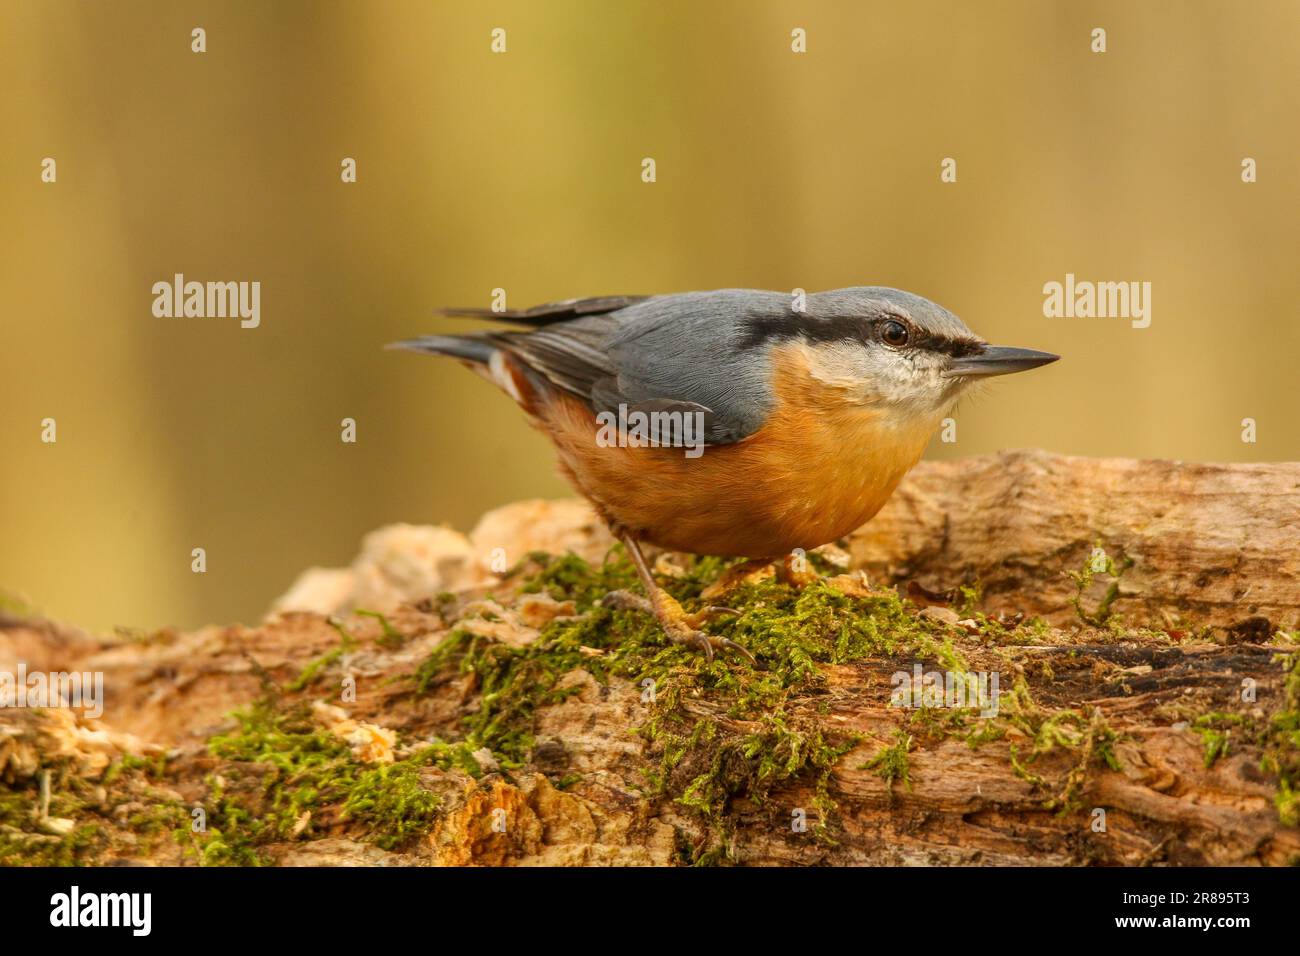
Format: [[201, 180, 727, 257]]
[[390, 287, 1058, 663]]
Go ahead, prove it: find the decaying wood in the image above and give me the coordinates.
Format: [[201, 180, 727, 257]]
[[853, 449, 1300, 631], [1, 451, 1297, 866]]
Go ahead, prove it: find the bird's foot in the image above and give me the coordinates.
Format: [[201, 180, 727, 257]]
[[601, 589, 754, 665], [659, 596, 755, 665], [601, 589, 654, 615]]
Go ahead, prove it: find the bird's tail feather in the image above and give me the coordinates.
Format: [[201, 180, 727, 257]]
[[386, 334, 497, 365]]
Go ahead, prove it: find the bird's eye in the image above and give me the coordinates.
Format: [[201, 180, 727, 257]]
[[881, 319, 910, 347]]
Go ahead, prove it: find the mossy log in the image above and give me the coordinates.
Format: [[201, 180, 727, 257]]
[[1, 451, 1297, 866], [854, 449, 1300, 631]]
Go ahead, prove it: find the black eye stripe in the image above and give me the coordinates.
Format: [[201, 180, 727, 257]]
[[930, 338, 985, 358], [740, 312, 983, 357]]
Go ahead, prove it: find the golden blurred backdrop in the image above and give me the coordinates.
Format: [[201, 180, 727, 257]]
[[1, 1, 1298, 632]]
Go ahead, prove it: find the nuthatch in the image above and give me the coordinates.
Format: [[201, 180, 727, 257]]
[[392, 288, 1058, 662]]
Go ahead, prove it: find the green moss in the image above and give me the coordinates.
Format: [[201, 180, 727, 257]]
[[993, 675, 1124, 812], [0, 785, 76, 866], [862, 731, 913, 792], [1262, 649, 1300, 825], [341, 756, 441, 849], [1067, 544, 1134, 627], [518, 548, 639, 609], [101, 752, 167, 785], [1177, 649, 1300, 826], [669, 713, 857, 819], [1184, 650, 1300, 826], [287, 651, 344, 693], [0, 819, 103, 867], [1191, 713, 1245, 768], [0, 755, 187, 866], [286, 618, 359, 692], [414, 551, 986, 860], [355, 609, 405, 649], [194, 698, 465, 863], [14, 537, 1296, 865], [955, 585, 983, 619], [718, 577, 968, 671]]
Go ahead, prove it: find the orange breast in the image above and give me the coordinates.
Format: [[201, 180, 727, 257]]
[[530, 343, 942, 557]]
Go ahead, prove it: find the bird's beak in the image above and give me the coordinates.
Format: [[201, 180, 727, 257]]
[[944, 345, 1060, 379]]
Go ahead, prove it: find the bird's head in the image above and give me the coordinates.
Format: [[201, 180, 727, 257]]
[[773, 287, 1058, 421]]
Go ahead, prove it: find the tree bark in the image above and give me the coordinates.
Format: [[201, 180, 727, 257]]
[[2, 451, 1296, 866], [852, 449, 1300, 632]]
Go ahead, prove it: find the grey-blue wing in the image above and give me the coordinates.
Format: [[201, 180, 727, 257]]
[[491, 290, 785, 445]]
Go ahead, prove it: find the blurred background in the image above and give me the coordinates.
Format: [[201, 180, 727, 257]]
[[2, 1, 1298, 632]]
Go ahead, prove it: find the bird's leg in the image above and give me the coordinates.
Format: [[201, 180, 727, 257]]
[[603, 533, 755, 665]]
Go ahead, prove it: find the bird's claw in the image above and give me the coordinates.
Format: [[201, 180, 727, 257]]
[[680, 605, 740, 628], [603, 590, 756, 666], [664, 622, 757, 667]]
